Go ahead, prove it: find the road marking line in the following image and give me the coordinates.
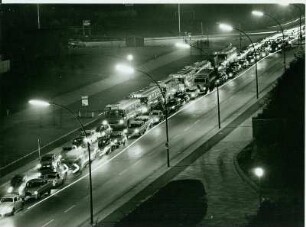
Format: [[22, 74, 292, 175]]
[[41, 219, 54, 227], [64, 204, 76, 213], [118, 169, 129, 176], [184, 127, 191, 132]]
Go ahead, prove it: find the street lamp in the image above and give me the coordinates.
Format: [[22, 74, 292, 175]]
[[253, 167, 265, 206], [218, 23, 259, 99], [115, 65, 171, 167], [252, 10, 287, 73], [29, 99, 95, 226], [127, 54, 134, 61], [279, 3, 304, 44]]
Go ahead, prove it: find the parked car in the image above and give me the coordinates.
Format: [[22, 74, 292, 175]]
[[0, 194, 23, 217], [166, 98, 182, 113], [134, 115, 154, 128], [80, 130, 99, 144], [24, 179, 53, 200]]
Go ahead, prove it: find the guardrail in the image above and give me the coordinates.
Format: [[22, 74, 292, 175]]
[[0, 112, 105, 178]]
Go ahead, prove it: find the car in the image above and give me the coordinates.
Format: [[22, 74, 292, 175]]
[[72, 136, 86, 147], [134, 115, 154, 128], [174, 91, 190, 103], [97, 137, 113, 156], [196, 84, 208, 95], [238, 59, 249, 68], [0, 194, 23, 217], [24, 178, 53, 200], [40, 153, 61, 169], [80, 130, 99, 144], [41, 171, 67, 188], [127, 120, 150, 138], [7, 174, 27, 196], [110, 132, 127, 149], [150, 110, 164, 124], [166, 98, 182, 113], [96, 123, 112, 138], [185, 87, 200, 99]]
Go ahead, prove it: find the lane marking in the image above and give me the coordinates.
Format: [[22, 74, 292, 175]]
[[41, 219, 54, 227], [184, 127, 191, 132], [64, 205, 76, 213], [118, 169, 129, 176]]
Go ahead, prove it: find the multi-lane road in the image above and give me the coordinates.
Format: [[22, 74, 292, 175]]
[[0, 43, 297, 226]]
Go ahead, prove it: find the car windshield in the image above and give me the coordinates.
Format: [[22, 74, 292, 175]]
[[27, 181, 44, 188], [1, 198, 13, 203], [130, 123, 141, 128], [41, 156, 52, 162], [186, 88, 196, 92]]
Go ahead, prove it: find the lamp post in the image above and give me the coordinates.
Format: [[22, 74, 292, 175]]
[[252, 10, 286, 73], [29, 99, 94, 226], [218, 23, 259, 99], [280, 3, 304, 44], [115, 65, 170, 167], [216, 82, 221, 129], [253, 167, 265, 207]]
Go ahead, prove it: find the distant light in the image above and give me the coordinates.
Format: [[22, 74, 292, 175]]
[[102, 120, 108, 125], [115, 64, 135, 74], [175, 42, 190, 49], [252, 10, 264, 17], [219, 23, 233, 32], [29, 99, 51, 107], [279, 2, 290, 6], [253, 167, 264, 178], [127, 54, 133, 61]]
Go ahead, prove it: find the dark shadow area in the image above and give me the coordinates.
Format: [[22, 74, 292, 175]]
[[115, 179, 207, 227]]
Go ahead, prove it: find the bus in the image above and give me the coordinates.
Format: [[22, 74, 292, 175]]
[[129, 85, 163, 110], [104, 99, 143, 128]]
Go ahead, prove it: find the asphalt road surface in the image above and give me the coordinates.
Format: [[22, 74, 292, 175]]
[[0, 46, 297, 227]]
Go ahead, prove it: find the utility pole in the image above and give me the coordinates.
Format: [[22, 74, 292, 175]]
[[201, 21, 203, 36], [37, 4, 41, 30], [178, 4, 181, 36]]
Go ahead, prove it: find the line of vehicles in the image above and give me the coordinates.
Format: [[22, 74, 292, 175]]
[[0, 26, 303, 218]]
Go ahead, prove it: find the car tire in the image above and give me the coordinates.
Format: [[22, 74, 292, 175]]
[[11, 208, 15, 216], [48, 190, 51, 195]]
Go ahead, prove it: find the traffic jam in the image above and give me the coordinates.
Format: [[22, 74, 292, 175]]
[[0, 25, 303, 218]]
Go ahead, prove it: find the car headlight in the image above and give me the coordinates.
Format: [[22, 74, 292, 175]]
[[34, 191, 38, 195], [36, 163, 42, 169], [134, 129, 139, 133], [229, 72, 233, 77], [102, 120, 108, 125], [191, 93, 195, 97], [101, 132, 106, 137], [154, 117, 159, 122], [123, 129, 128, 134], [119, 119, 124, 125], [114, 139, 118, 143], [142, 107, 148, 113], [7, 186, 13, 193]]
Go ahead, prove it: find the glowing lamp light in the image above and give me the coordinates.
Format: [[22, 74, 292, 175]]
[[134, 129, 139, 133], [36, 163, 42, 169], [115, 64, 135, 74], [29, 99, 51, 107], [175, 42, 190, 49], [123, 129, 128, 134], [219, 23, 233, 32], [253, 167, 264, 178], [102, 120, 108, 125], [7, 186, 13, 193], [252, 10, 264, 17], [127, 54, 133, 61]]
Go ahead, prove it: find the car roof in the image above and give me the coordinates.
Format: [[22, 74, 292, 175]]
[[130, 120, 143, 124], [1, 194, 19, 199], [28, 178, 44, 183]]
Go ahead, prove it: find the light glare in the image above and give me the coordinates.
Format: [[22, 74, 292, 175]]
[[254, 167, 264, 178], [252, 10, 264, 17], [175, 42, 190, 49], [115, 64, 135, 74], [127, 54, 133, 61], [219, 23, 233, 32], [29, 99, 51, 107]]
